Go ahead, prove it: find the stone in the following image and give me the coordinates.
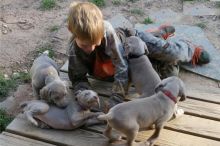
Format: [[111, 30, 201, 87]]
[[183, 3, 220, 16], [108, 14, 133, 29]]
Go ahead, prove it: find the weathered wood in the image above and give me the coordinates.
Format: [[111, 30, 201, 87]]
[[60, 61, 220, 103], [6, 115, 109, 146], [86, 114, 220, 142], [0, 132, 55, 146], [186, 89, 220, 104], [86, 125, 220, 146], [179, 99, 220, 121], [166, 115, 220, 141], [60, 72, 220, 121]]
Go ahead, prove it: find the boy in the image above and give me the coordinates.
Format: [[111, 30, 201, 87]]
[[67, 2, 210, 108], [67, 2, 128, 106]]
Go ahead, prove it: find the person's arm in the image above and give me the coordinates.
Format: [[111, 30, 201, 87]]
[[68, 40, 91, 92], [104, 21, 129, 99]]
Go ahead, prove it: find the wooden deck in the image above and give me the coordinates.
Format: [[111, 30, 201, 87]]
[[1, 61, 220, 146]]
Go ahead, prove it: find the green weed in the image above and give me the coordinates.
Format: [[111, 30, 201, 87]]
[[196, 22, 206, 29], [49, 25, 59, 32], [130, 8, 144, 16], [143, 17, 154, 24], [112, 0, 123, 5], [37, 44, 55, 59], [90, 0, 105, 7], [0, 72, 31, 100], [0, 109, 13, 132], [128, 0, 139, 2], [0, 74, 16, 99], [40, 0, 56, 10]]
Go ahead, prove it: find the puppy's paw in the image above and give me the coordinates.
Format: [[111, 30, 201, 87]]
[[174, 108, 184, 118], [145, 140, 154, 146], [108, 135, 122, 143]]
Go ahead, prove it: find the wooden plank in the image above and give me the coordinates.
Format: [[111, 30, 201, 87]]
[[87, 114, 220, 141], [60, 61, 220, 103], [0, 132, 55, 146], [179, 99, 220, 121], [60, 71, 220, 121], [86, 125, 220, 146], [7, 114, 220, 146], [166, 115, 220, 141], [6, 115, 109, 146], [186, 89, 220, 104]]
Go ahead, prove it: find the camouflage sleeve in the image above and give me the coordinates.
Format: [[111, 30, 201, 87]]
[[137, 31, 194, 63], [68, 40, 91, 92], [104, 21, 129, 97]]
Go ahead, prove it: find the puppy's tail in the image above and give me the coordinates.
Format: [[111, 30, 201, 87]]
[[97, 113, 113, 121]]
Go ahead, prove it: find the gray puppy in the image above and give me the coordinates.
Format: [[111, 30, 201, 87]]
[[20, 90, 104, 130], [124, 36, 161, 97], [98, 77, 186, 146], [30, 53, 68, 107]]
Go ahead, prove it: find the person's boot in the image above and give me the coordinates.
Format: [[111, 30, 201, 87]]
[[191, 46, 210, 66], [146, 25, 175, 40]]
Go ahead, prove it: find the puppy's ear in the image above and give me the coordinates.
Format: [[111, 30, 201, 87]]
[[155, 82, 164, 93], [40, 86, 50, 99], [74, 90, 82, 97]]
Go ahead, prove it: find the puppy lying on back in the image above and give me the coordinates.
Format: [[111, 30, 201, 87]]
[[98, 77, 186, 146], [30, 52, 68, 107], [20, 90, 104, 130]]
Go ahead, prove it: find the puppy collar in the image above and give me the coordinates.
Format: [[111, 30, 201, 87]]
[[128, 53, 145, 59], [161, 89, 177, 103]]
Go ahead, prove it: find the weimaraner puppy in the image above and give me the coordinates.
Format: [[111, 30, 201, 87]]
[[98, 76, 186, 146], [125, 36, 184, 118], [20, 90, 105, 130], [124, 36, 161, 97], [30, 53, 68, 107]]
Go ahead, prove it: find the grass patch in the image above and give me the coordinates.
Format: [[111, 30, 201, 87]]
[[130, 8, 144, 16], [49, 25, 59, 32], [0, 74, 16, 99], [0, 72, 31, 100], [196, 22, 206, 29], [0, 109, 13, 132], [90, 0, 105, 7], [37, 44, 55, 59], [128, 0, 139, 2], [143, 17, 154, 24], [12, 72, 31, 84], [40, 0, 56, 10], [112, 0, 123, 5]]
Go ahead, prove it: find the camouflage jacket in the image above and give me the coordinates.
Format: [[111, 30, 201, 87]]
[[68, 21, 128, 97]]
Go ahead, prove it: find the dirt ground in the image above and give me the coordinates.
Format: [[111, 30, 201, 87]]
[[0, 0, 220, 116]]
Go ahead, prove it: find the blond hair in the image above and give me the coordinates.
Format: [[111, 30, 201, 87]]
[[68, 2, 104, 44]]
